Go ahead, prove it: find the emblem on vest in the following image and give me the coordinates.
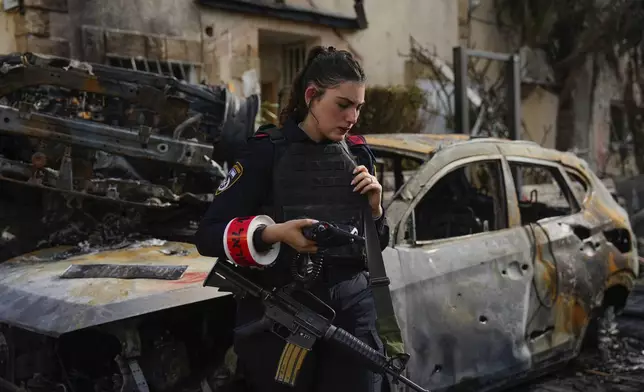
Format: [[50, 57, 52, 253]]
[[216, 162, 244, 195]]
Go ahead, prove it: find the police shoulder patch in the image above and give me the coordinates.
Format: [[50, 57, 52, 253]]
[[257, 123, 277, 132], [215, 162, 244, 195], [346, 134, 366, 146]]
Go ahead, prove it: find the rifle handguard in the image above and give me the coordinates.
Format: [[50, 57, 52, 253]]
[[326, 325, 389, 369], [325, 325, 429, 392]]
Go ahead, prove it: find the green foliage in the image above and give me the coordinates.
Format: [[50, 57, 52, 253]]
[[259, 101, 279, 126], [351, 85, 429, 135]]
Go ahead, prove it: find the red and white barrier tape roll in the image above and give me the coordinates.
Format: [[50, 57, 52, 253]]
[[223, 215, 280, 268]]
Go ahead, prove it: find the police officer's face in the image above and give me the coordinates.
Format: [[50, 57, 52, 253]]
[[306, 81, 365, 142]]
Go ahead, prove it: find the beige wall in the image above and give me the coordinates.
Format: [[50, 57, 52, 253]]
[[0, 2, 17, 54], [1, 0, 458, 89], [461, 0, 511, 84], [1, 0, 71, 57], [67, 0, 202, 41], [344, 0, 458, 86], [201, 0, 458, 88], [520, 87, 559, 148], [199, 8, 345, 96]]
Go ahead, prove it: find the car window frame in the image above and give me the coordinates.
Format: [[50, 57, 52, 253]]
[[504, 156, 582, 223], [399, 153, 513, 247], [561, 165, 592, 206]]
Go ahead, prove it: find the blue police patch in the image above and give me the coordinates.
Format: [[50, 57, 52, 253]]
[[216, 162, 244, 195]]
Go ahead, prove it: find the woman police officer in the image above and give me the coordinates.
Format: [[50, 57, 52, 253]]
[[195, 46, 390, 392]]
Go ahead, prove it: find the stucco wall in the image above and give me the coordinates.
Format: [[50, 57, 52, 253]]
[[2, 0, 458, 89], [67, 0, 202, 41], [0, 3, 17, 54], [199, 8, 345, 95], [67, 0, 203, 61], [200, 0, 458, 87], [520, 87, 559, 149], [346, 0, 458, 86], [1, 0, 71, 57]]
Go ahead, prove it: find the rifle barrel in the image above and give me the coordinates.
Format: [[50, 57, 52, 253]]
[[325, 326, 429, 392]]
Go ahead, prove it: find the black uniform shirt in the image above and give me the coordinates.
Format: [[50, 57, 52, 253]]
[[195, 119, 390, 260]]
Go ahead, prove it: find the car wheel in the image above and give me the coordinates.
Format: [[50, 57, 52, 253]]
[[581, 285, 631, 351]]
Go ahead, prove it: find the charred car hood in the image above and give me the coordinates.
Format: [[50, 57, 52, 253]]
[[0, 239, 229, 337]]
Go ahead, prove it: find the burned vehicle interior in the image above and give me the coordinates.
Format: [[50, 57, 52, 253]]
[[374, 148, 589, 243], [412, 160, 507, 241], [375, 150, 511, 242], [511, 162, 581, 225]]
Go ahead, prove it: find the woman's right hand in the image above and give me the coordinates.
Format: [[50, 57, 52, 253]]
[[261, 219, 319, 253]]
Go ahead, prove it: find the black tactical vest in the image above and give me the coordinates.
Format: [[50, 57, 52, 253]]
[[263, 127, 367, 261]]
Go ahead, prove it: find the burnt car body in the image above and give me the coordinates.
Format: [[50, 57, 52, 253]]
[[0, 53, 638, 392], [365, 133, 640, 391]]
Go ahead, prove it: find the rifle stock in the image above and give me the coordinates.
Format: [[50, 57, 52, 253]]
[[204, 259, 429, 392]]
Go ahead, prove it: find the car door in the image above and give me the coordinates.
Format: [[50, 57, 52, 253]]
[[383, 142, 537, 391], [504, 156, 615, 362]]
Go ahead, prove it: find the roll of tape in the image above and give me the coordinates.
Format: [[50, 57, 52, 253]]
[[223, 215, 280, 267]]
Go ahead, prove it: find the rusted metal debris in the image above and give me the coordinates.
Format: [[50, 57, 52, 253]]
[[0, 240, 227, 337], [0, 52, 251, 391], [0, 51, 258, 261]]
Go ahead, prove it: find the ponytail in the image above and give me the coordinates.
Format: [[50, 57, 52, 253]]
[[278, 46, 365, 127]]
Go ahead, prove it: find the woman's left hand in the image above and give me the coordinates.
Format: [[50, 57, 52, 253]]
[[352, 165, 383, 219]]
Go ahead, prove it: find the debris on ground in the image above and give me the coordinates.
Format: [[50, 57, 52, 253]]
[[511, 283, 644, 392]]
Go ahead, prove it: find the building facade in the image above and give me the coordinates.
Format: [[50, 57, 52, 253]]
[[0, 0, 458, 104], [0, 0, 637, 176]]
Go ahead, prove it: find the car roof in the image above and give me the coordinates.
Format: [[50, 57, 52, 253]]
[[363, 133, 471, 159], [363, 133, 585, 170]]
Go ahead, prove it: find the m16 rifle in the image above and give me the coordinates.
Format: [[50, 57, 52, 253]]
[[203, 221, 429, 392]]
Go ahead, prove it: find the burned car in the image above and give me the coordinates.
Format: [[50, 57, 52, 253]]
[[0, 51, 258, 261], [0, 52, 257, 391], [0, 53, 639, 392], [364, 133, 640, 391]]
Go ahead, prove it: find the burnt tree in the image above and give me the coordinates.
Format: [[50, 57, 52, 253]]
[[494, 0, 644, 171]]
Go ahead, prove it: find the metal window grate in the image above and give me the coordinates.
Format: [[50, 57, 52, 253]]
[[107, 56, 200, 83], [282, 43, 307, 88]]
